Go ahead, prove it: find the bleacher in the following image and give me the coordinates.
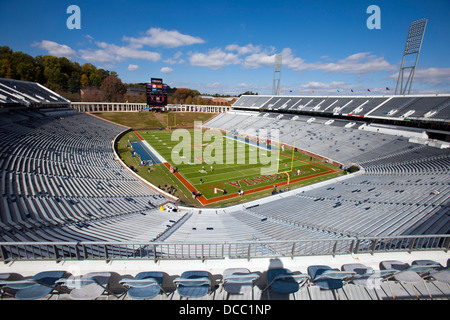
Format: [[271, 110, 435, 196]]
[[0, 78, 70, 108], [198, 98, 450, 242], [232, 94, 450, 122], [1, 97, 448, 246], [0, 110, 181, 243]]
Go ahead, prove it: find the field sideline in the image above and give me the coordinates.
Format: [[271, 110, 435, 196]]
[[133, 129, 341, 206]]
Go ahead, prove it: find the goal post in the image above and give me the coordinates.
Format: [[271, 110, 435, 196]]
[[290, 138, 296, 172], [277, 138, 296, 175], [167, 113, 176, 129]]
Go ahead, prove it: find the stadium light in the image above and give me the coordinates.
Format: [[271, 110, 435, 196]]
[[395, 18, 428, 95], [272, 54, 282, 96]]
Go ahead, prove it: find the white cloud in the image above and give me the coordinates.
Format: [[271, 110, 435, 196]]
[[164, 51, 185, 65], [85, 35, 94, 42], [189, 48, 241, 69], [225, 44, 261, 55], [243, 47, 307, 71], [390, 67, 450, 85], [160, 67, 174, 74], [79, 42, 161, 63], [79, 48, 116, 63], [124, 28, 205, 48], [308, 52, 395, 74], [235, 82, 272, 92], [127, 64, 139, 71], [279, 48, 308, 71], [243, 51, 277, 69], [205, 82, 223, 88], [300, 81, 354, 90], [230, 45, 394, 75], [32, 40, 77, 59]]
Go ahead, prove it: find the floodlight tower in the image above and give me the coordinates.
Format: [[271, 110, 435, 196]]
[[395, 18, 428, 95], [272, 54, 282, 95]]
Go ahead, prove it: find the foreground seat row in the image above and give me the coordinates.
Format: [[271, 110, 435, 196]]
[[0, 259, 448, 300]]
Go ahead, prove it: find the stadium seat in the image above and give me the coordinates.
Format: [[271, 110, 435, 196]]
[[264, 268, 310, 299], [0, 270, 67, 300], [307, 265, 355, 290], [221, 268, 260, 297], [380, 260, 435, 299], [119, 271, 166, 300], [56, 272, 115, 300], [173, 271, 211, 299]]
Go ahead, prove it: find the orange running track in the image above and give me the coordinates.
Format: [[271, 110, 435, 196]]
[[163, 162, 336, 206]]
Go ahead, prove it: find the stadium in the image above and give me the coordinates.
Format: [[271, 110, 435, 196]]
[[1, 77, 449, 302], [0, 9, 449, 307]]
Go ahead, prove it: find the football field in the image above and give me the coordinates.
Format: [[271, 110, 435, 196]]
[[134, 129, 339, 206]]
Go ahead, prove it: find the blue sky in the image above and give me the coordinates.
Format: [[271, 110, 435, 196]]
[[1, 0, 449, 95]]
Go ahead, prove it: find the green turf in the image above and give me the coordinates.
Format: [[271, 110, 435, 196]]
[[137, 129, 338, 200]]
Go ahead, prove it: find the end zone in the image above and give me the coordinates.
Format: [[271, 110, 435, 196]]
[[164, 162, 337, 206]]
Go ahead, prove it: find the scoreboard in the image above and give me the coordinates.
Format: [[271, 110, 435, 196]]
[[146, 78, 168, 109]]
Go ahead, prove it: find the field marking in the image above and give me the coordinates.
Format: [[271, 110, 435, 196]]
[[134, 132, 167, 163], [164, 162, 336, 206], [142, 130, 338, 206]]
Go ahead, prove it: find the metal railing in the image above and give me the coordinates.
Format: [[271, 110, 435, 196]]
[[1, 235, 448, 263]]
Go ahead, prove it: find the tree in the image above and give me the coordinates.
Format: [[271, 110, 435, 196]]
[[81, 63, 96, 78], [89, 72, 102, 88], [80, 74, 89, 88], [171, 88, 201, 104], [0, 46, 124, 101], [100, 76, 127, 102], [82, 87, 103, 102], [239, 91, 258, 97], [68, 72, 81, 93], [194, 96, 204, 105], [0, 58, 13, 78]]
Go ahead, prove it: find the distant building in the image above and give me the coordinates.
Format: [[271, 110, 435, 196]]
[[201, 96, 237, 106], [126, 87, 146, 97]]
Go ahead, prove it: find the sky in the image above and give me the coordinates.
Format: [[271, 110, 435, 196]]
[[1, 0, 449, 95]]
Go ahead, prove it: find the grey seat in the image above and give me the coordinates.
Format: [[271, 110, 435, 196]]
[[57, 272, 114, 300], [222, 268, 260, 296], [380, 260, 433, 299]]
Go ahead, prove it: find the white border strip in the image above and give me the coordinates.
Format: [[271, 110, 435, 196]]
[[140, 139, 167, 163]]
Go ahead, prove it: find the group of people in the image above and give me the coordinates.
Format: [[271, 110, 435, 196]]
[[192, 190, 202, 199], [158, 184, 177, 195]]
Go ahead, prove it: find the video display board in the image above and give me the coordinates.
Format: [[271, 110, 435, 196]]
[[146, 78, 168, 107]]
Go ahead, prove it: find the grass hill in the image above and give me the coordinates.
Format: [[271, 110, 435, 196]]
[[91, 111, 217, 129]]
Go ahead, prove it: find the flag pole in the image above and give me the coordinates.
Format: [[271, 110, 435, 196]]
[[277, 141, 281, 173]]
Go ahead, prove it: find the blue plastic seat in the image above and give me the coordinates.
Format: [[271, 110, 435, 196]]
[[174, 271, 211, 299], [120, 272, 165, 300], [265, 268, 310, 300], [308, 265, 355, 290], [0, 270, 66, 300]]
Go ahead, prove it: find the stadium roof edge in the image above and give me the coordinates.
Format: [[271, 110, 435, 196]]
[[235, 93, 450, 99]]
